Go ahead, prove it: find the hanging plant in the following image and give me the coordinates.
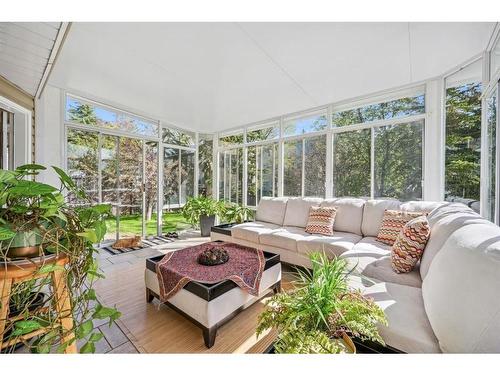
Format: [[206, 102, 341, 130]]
[[0, 164, 120, 353]]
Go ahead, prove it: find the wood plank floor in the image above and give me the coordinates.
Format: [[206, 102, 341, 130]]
[[94, 233, 295, 353]]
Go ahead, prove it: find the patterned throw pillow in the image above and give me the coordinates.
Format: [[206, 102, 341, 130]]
[[376, 209, 424, 245], [305, 206, 337, 236], [391, 216, 431, 273]]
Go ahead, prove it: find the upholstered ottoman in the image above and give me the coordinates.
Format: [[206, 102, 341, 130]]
[[144, 250, 281, 348]]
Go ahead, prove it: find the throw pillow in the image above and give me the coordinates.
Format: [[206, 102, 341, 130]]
[[391, 216, 431, 273], [305, 206, 337, 236], [376, 209, 424, 245]]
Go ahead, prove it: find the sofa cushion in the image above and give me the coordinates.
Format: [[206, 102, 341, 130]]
[[391, 216, 430, 274], [305, 206, 337, 235], [231, 221, 280, 243], [341, 237, 422, 288], [283, 197, 323, 228], [296, 231, 361, 258], [255, 197, 288, 225], [321, 198, 365, 235], [259, 226, 311, 252], [422, 222, 500, 353], [399, 201, 444, 213], [359, 281, 440, 353], [361, 199, 401, 237], [376, 210, 424, 245], [420, 202, 480, 279]]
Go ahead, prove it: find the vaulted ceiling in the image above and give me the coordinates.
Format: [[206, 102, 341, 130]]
[[0, 22, 62, 96], [45, 22, 496, 132]]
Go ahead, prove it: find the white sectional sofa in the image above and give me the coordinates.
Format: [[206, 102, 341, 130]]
[[210, 197, 500, 353]]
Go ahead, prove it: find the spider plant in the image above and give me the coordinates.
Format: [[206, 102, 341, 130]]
[[257, 252, 387, 354]]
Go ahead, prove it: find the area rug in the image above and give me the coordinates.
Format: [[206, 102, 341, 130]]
[[156, 241, 265, 301], [101, 235, 177, 255]]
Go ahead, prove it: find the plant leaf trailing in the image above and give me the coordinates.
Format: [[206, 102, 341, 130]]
[[256, 252, 387, 354], [0, 164, 121, 353]]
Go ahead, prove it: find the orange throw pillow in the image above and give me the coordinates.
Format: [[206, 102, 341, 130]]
[[305, 206, 337, 236], [391, 216, 431, 273], [376, 209, 424, 246]]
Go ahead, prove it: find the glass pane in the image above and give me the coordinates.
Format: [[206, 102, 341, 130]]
[[144, 142, 158, 236], [333, 94, 425, 127], [283, 111, 328, 136], [163, 147, 180, 207], [66, 96, 159, 136], [333, 129, 371, 197], [198, 134, 213, 197], [219, 148, 243, 204], [374, 120, 423, 200], [493, 35, 500, 79], [101, 135, 119, 240], [118, 137, 144, 237], [246, 143, 278, 206], [162, 127, 195, 147], [304, 135, 326, 197], [219, 133, 244, 147], [180, 149, 195, 204], [444, 82, 481, 208], [283, 139, 303, 196], [486, 90, 497, 222], [66, 129, 99, 205], [247, 126, 279, 142]]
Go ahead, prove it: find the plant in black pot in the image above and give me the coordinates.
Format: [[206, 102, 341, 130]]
[[222, 203, 254, 224], [182, 196, 225, 237], [0, 164, 121, 353]]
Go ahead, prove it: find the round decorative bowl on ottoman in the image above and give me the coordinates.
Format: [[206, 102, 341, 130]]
[[197, 246, 229, 266]]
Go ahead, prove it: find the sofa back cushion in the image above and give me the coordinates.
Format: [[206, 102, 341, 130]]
[[399, 201, 443, 213], [420, 202, 480, 280], [255, 197, 288, 225], [283, 197, 323, 227], [422, 222, 500, 352], [321, 198, 365, 235], [361, 199, 401, 237]]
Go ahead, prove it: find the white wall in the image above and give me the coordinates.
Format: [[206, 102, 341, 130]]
[[35, 84, 63, 186]]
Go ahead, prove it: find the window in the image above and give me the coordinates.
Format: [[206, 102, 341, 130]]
[[247, 143, 278, 206], [144, 142, 159, 235], [198, 134, 214, 197], [283, 110, 328, 137], [163, 148, 195, 207], [304, 135, 326, 197], [219, 148, 243, 204], [332, 94, 425, 126], [219, 132, 244, 147], [162, 127, 195, 147], [444, 60, 482, 208], [491, 33, 500, 79], [283, 139, 303, 196], [374, 120, 423, 200], [247, 124, 279, 142], [486, 89, 498, 222], [333, 129, 371, 197], [66, 95, 159, 137]]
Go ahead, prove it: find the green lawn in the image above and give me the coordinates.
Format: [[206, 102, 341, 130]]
[[105, 211, 191, 238]]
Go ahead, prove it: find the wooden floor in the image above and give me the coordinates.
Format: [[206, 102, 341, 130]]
[[94, 232, 294, 353]]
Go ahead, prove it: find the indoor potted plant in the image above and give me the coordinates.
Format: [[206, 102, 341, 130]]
[[0, 164, 120, 353], [222, 203, 254, 224], [256, 252, 387, 354], [182, 196, 225, 236]]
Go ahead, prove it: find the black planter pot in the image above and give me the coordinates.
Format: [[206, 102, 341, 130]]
[[200, 215, 216, 237]]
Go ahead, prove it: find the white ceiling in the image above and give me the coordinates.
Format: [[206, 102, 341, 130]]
[[46, 22, 496, 132], [0, 22, 61, 96]]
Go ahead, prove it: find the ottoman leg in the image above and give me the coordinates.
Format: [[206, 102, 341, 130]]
[[203, 326, 217, 348], [146, 288, 154, 303]]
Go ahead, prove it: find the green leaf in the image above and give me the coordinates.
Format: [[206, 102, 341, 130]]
[[0, 169, 17, 183], [11, 320, 42, 336], [36, 264, 65, 274], [84, 288, 97, 301], [16, 164, 46, 172], [0, 226, 16, 240], [93, 221, 107, 242], [76, 320, 94, 339], [89, 332, 104, 343], [93, 305, 121, 321], [79, 341, 95, 354], [8, 180, 57, 197], [52, 166, 77, 189], [77, 229, 98, 243]]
